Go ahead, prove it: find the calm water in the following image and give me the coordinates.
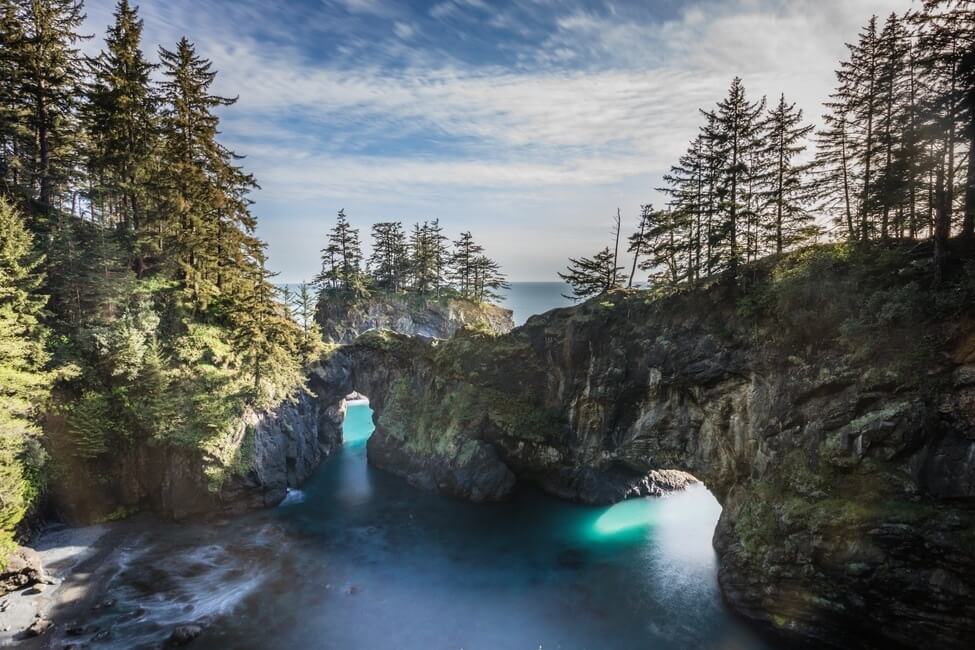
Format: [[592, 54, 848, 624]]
[[77, 403, 773, 649], [499, 281, 575, 326]]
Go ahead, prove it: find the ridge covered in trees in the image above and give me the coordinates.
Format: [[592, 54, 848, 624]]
[[562, 3, 975, 299], [0, 0, 304, 560], [309, 210, 509, 317]]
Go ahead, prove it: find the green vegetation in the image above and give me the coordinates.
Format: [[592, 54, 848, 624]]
[[0, 200, 50, 565], [312, 211, 509, 323], [0, 0, 305, 559], [562, 3, 975, 297]]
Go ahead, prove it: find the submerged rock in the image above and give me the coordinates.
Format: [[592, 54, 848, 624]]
[[165, 624, 203, 647]]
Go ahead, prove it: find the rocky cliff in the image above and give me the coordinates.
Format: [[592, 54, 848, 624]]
[[315, 245, 975, 649], [46, 364, 351, 524], [317, 292, 513, 343]]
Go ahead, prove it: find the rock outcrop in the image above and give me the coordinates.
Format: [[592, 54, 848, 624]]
[[313, 247, 975, 649], [317, 292, 513, 343], [47, 362, 351, 523]]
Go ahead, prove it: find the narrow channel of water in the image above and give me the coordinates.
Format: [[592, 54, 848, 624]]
[[75, 402, 773, 649]]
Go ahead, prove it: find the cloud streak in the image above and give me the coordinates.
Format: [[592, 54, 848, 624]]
[[83, 0, 913, 281]]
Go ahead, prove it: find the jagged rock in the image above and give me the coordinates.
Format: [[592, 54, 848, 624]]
[[309, 279, 975, 649], [0, 546, 46, 595], [165, 624, 203, 646], [318, 293, 514, 343], [23, 616, 52, 638]]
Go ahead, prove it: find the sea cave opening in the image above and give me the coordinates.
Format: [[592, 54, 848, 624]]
[[341, 392, 375, 447]]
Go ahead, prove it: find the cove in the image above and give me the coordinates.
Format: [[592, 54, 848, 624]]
[[72, 402, 775, 649]]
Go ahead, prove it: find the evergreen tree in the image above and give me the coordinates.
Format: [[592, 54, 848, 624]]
[[558, 247, 624, 301], [368, 221, 407, 291], [915, 0, 975, 249], [230, 246, 301, 404], [3, 0, 88, 212], [84, 0, 157, 239], [426, 219, 450, 296], [0, 199, 49, 560], [450, 231, 483, 298], [627, 207, 685, 287], [0, 2, 30, 194], [316, 209, 364, 295], [157, 37, 257, 307], [702, 77, 766, 276], [761, 94, 816, 253], [290, 281, 322, 363], [470, 254, 509, 302]]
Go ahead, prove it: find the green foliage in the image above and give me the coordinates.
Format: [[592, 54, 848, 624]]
[[0, 199, 49, 563]]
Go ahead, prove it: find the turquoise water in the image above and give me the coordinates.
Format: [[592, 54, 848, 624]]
[[77, 403, 774, 649]]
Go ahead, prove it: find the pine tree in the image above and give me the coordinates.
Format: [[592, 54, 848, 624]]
[[628, 207, 685, 287], [0, 2, 30, 194], [558, 247, 624, 301], [4, 0, 88, 212], [290, 281, 322, 362], [702, 77, 766, 276], [815, 93, 860, 240], [426, 219, 450, 296], [762, 94, 816, 253], [0, 198, 49, 560], [450, 231, 483, 298], [470, 254, 508, 302], [916, 0, 975, 246], [231, 246, 301, 404], [369, 221, 407, 291], [316, 209, 364, 295], [84, 0, 157, 240], [157, 37, 257, 307]]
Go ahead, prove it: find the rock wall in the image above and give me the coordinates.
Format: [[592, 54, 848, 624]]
[[317, 292, 513, 343], [48, 363, 352, 524], [315, 253, 975, 649]]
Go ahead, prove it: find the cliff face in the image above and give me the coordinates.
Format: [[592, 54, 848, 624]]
[[47, 364, 351, 523], [317, 247, 975, 649], [317, 293, 513, 343]]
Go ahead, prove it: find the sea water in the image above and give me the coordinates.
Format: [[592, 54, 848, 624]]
[[75, 403, 773, 649], [498, 282, 575, 326]]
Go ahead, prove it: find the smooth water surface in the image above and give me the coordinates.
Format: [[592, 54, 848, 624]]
[[79, 403, 773, 649], [499, 282, 575, 326]]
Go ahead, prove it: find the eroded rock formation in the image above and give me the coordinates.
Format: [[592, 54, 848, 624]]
[[317, 293, 514, 343], [312, 251, 975, 649]]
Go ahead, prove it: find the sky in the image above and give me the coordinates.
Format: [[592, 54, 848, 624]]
[[83, 0, 914, 282]]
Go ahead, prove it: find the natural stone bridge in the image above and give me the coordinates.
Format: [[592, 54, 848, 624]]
[[304, 286, 975, 650]]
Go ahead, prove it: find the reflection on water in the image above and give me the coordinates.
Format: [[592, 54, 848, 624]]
[[77, 403, 774, 649]]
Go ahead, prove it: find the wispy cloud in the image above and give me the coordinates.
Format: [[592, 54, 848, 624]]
[[83, 0, 912, 281]]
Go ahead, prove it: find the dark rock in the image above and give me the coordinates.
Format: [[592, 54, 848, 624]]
[[310, 282, 975, 649], [65, 624, 85, 636], [23, 616, 52, 638], [165, 624, 203, 647], [0, 546, 46, 595]]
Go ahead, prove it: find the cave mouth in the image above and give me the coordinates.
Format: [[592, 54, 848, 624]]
[[588, 472, 717, 544], [342, 392, 375, 446]]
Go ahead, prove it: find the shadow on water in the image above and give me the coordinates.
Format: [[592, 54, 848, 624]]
[[60, 402, 776, 650]]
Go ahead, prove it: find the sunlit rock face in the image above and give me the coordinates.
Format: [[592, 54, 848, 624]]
[[312, 266, 975, 649], [317, 293, 514, 343]]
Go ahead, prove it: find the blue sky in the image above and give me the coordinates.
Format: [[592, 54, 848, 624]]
[[84, 0, 911, 282]]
